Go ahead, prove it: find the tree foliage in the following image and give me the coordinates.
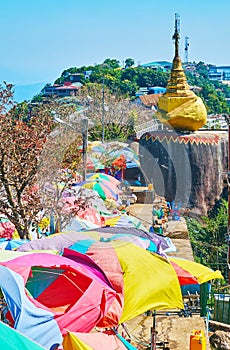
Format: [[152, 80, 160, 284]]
[[0, 84, 83, 239], [186, 199, 228, 280], [54, 59, 230, 115], [76, 83, 154, 141]]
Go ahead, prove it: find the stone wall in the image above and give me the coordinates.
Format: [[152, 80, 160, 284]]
[[139, 131, 228, 215]]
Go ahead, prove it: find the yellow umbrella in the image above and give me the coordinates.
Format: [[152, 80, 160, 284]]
[[169, 257, 223, 284]]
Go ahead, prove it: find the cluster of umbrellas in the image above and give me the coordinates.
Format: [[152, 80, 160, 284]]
[[87, 141, 140, 170], [0, 143, 224, 350], [0, 226, 223, 349]]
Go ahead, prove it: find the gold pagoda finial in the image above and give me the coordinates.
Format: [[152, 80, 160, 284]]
[[172, 13, 180, 58]]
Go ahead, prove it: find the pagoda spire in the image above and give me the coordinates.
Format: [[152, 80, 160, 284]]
[[172, 13, 180, 58], [156, 13, 207, 131]]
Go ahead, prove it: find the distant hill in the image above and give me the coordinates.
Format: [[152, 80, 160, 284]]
[[13, 82, 45, 102]]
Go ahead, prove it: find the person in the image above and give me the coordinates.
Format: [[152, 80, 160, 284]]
[[134, 175, 141, 186]]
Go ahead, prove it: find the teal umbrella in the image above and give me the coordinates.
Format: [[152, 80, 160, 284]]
[[0, 321, 46, 350]]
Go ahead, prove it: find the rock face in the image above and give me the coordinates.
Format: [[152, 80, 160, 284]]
[[139, 130, 228, 215], [209, 331, 230, 349]]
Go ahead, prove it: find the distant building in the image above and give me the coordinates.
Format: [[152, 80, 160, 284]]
[[148, 86, 166, 94], [208, 66, 230, 82], [141, 61, 172, 71], [42, 81, 82, 97], [135, 94, 163, 111], [135, 86, 166, 97]]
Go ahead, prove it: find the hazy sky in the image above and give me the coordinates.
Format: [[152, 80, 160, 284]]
[[1, 0, 230, 86]]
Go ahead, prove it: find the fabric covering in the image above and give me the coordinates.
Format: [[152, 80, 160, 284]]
[[64, 241, 184, 324], [0, 265, 62, 349], [63, 331, 137, 350], [169, 257, 223, 284], [0, 252, 118, 336], [0, 320, 46, 350]]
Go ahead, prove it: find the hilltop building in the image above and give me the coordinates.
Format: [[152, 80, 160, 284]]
[[41, 81, 82, 98], [141, 61, 172, 71], [208, 65, 230, 83]]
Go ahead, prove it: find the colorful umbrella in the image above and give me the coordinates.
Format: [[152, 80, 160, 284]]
[[104, 213, 147, 232], [0, 321, 46, 350], [86, 157, 104, 170], [0, 252, 118, 345], [169, 257, 223, 285], [86, 173, 121, 187], [63, 331, 137, 350], [62, 217, 99, 231], [79, 180, 121, 201], [0, 238, 29, 250], [64, 241, 184, 324], [17, 229, 165, 258], [0, 217, 17, 239], [16, 232, 183, 325]]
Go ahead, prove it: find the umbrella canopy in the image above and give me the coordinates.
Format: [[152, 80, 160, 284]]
[[62, 217, 99, 231], [63, 331, 137, 350], [64, 241, 184, 324], [0, 252, 118, 339], [17, 233, 183, 325], [79, 180, 121, 201], [0, 217, 17, 239], [169, 257, 223, 285], [86, 157, 105, 170], [0, 321, 46, 350], [104, 214, 147, 232], [17, 229, 166, 258], [86, 173, 121, 187], [0, 238, 29, 250]]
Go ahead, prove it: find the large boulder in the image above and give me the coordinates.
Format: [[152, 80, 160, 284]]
[[210, 331, 230, 350]]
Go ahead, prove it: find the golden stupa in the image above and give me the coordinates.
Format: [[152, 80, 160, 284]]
[[156, 17, 207, 131]]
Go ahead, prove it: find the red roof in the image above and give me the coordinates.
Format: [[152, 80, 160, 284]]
[[139, 94, 162, 107]]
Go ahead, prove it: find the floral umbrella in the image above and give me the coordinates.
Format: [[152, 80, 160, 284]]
[[0, 218, 17, 239]]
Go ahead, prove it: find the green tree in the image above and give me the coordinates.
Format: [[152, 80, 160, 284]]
[[125, 58, 135, 68], [186, 200, 228, 279]]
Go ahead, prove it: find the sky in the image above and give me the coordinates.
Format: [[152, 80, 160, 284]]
[[1, 0, 230, 100]]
